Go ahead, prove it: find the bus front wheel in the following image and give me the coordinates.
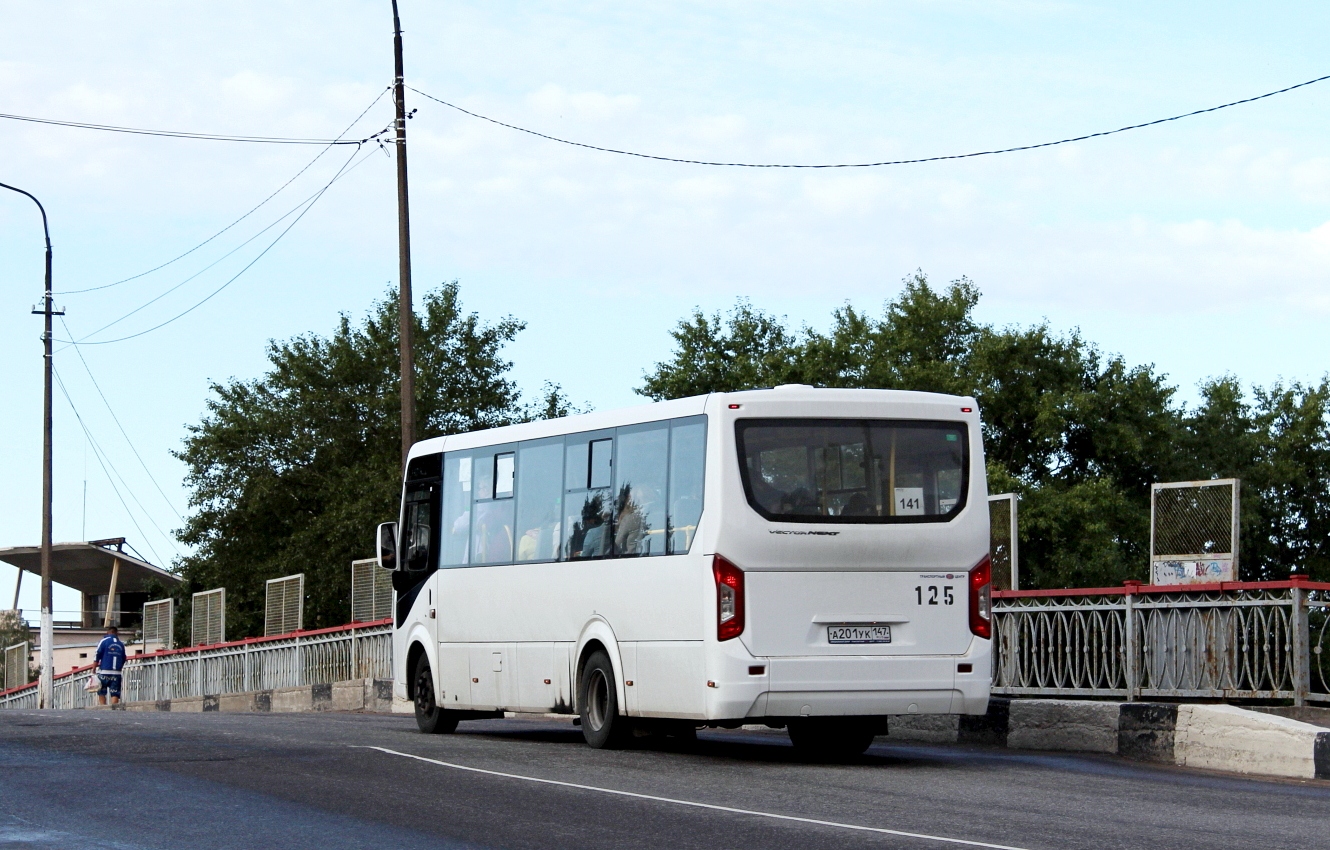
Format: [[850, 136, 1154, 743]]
[[578, 650, 631, 749], [413, 655, 459, 735]]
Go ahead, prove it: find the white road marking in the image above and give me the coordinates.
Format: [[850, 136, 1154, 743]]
[[358, 745, 1033, 850]]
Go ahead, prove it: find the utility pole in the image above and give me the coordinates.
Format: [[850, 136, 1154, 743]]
[[391, 0, 416, 468], [1, 181, 59, 709]]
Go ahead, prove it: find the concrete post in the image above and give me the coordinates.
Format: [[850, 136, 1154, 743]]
[[102, 558, 120, 629], [1290, 575, 1309, 707], [1124, 582, 1141, 701]]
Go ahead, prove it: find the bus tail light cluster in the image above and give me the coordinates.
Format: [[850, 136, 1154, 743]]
[[969, 555, 992, 640], [713, 554, 745, 641]]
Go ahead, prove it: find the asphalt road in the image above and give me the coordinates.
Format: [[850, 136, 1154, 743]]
[[1, 709, 1326, 850]]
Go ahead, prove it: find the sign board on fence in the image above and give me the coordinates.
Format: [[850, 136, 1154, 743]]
[[1151, 559, 1236, 585], [1150, 479, 1239, 586]]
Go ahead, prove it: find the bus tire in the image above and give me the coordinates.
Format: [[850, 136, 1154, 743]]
[[413, 655, 459, 735], [578, 650, 631, 749], [787, 718, 876, 758]]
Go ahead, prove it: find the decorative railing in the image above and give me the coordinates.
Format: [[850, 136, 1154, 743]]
[[992, 578, 1330, 704], [0, 619, 392, 710]]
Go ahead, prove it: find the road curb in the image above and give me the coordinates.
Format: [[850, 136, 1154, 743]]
[[890, 698, 1330, 781]]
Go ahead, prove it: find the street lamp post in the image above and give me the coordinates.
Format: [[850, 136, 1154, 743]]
[[1, 181, 60, 709]]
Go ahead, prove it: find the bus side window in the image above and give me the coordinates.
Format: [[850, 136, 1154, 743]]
[[472, 449, 515, 564], [614, 423, 668, 557], [515, 439, 563, 562], [440, 455, 472, 566], [667, 417, 706, 554], [565, 435, 612, 560]]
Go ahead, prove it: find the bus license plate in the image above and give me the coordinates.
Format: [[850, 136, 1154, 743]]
[[827, 625, 892, 644]]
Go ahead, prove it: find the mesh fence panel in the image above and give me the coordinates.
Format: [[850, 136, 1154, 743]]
[[351, 560, 393, 622], [265, 574, 304, 636], [989, 495, 1015, 591], [1153, 482, 1236, 558], [191, 589, 225, 647], [142, 599, 173, 647], [3, 642, 29, 690]]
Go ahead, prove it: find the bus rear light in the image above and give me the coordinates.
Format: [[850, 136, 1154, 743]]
[[713, 554, 745, 641], [969, 555, 992, 640]]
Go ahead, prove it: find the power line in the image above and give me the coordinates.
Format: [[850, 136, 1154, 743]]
[[52, 366, 174, 566], [0, 110, 386, 146], [65, 158, 366, 344], [59, 315, 185, 525], [58, 143, 378, 347], [409, 72, 1330, 168], [54, 87, 393, 295]]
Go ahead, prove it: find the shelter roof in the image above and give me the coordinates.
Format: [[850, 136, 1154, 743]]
[[0, 540, 179, 595]]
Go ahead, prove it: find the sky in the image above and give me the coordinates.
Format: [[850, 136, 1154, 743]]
[[1, 1, 1327, 618]]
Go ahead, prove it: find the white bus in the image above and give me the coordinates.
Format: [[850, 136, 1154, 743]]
[[378, 386, 992, 754]]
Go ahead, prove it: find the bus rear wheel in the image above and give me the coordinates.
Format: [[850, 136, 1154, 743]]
[[578, 650, 631, 749], [413, 655, 459, 735], [787, 718, 876, 758]]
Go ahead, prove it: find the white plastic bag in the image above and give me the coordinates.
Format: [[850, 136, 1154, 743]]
[[84, 673, 100, 693]]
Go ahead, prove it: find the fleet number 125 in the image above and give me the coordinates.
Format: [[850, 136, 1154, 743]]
[[916, 585, 955, 605]]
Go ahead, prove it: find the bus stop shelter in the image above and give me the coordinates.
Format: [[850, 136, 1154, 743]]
[[0, 538, 179, 630]]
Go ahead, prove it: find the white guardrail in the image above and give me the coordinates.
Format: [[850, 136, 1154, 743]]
[[0, 620, 392, 710]]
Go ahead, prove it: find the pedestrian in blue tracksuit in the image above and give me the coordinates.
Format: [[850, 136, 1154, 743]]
[[95, 626, 127, 706]]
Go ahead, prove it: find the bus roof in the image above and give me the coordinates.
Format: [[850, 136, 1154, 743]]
[[408, 386, 977, 459]]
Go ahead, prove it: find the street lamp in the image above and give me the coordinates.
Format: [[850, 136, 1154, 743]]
[[1, 180, 60, 709]]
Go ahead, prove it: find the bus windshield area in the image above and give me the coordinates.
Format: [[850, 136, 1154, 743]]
[[736, 419, 968, 522]]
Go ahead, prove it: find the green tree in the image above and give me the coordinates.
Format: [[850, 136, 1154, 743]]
[[174, 283, 537, 638], [638, 300, 801, 399]]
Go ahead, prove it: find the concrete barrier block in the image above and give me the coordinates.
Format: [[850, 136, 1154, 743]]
[[1175, 704, 1325, 780], [172, 697, 205, 713], [391, 695, 414, 715], [887, 714, 959, 743], [1007, 699, 1119, 753], [332, 680, 365, 712], [1118, 703, 1176, 763], [124, 700, 166, 712], [218, 693, 256, 713], [311, 682, 333, 711], [368, 679, 394, 712], [271, 686, 313, 713]]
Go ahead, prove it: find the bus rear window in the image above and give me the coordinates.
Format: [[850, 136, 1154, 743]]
[[736, 419, 968, 523]]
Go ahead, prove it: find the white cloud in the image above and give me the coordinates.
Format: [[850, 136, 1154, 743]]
[[527, 84, 640, 120]]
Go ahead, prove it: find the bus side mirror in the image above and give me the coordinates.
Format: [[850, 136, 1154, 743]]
[[377, 522, 398, 571]]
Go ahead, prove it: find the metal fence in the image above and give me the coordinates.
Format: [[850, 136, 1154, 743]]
[[992, 578, 1330, 705], [0, 620, 392, 710]]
